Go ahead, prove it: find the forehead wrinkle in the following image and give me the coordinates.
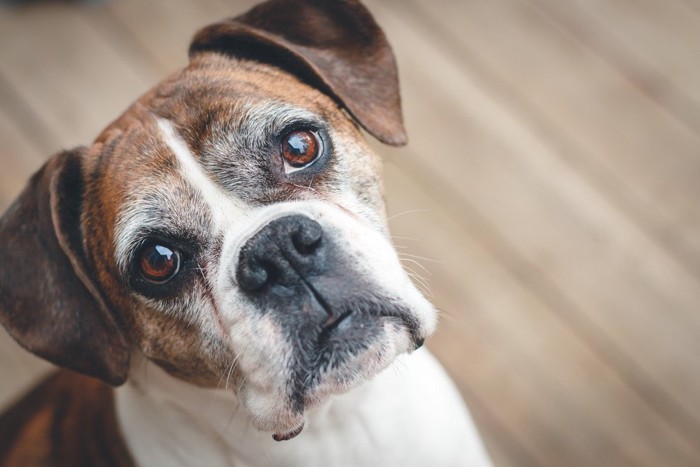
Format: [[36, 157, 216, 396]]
[[203, 102, 322, 190], [235, 101, 323, 149], [158, 118, 246, 230], [199, 100, 323, 164]]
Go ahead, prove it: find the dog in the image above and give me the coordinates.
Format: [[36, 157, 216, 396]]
[[0, 0, 492, 465]]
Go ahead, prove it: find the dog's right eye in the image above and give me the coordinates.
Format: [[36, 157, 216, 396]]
[[138, 244, 181, 284]]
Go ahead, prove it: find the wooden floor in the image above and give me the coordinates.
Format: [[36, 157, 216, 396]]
[[1, 0, 700, 465]]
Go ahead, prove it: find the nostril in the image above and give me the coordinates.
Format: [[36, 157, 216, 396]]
[[238, 258, 271, 292], [292, 219, 323, 255]]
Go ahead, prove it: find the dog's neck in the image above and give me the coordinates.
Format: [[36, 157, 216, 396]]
[[115, 350, 490, 467], [115, 354, 241, 466], [114, 352, 405, 467]]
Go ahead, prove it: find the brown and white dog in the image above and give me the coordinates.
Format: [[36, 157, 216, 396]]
[[0, 1, 491, 465]]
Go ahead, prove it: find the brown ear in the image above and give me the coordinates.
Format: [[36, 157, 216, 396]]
[[189, 0, 407, 146], [0, 149, 129, 386]]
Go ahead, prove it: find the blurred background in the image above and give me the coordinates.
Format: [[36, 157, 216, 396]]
[[1, 0, 699, 465]]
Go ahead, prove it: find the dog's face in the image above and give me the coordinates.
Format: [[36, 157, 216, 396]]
[[93, 55, 435, 433], [0, 0, 436, 437]]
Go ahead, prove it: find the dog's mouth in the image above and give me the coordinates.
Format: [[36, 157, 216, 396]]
[[265, 295, 422, 438], [235, 290, 426, 441], [320, 308, 353, 339], [271, 304, 426, 443], [289, 295, 421, 381], [228, 211, 435, 440]]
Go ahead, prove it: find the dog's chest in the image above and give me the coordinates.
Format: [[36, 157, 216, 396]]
[[115, 350, 489, 467]]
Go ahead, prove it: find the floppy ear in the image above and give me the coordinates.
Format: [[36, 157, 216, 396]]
[[189, 0, 407, 146], [0, 149, 130, 386]]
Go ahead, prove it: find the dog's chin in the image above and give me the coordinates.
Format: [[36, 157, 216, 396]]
[[239, 321, 417, 437]]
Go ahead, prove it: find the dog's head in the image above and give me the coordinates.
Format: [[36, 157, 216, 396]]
[[0, 0, 436, 436]]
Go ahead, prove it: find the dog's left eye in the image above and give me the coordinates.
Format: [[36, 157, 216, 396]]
[[281, 129, 321, 169], [139, 244, 181, 284]]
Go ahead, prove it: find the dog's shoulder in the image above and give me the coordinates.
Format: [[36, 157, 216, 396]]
[[0, 370, 133, 467]]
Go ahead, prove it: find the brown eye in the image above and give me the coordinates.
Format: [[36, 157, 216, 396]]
[[281, 130, 320, 168], [139, 244, 180, 284]]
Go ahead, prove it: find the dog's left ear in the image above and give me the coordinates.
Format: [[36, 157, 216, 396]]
[[189, 0, 407, 146], [0, 149, 130, 385]]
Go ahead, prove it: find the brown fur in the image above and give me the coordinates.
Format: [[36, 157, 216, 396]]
[[0, 150, 129, 385], [0, 371, 133, 466]]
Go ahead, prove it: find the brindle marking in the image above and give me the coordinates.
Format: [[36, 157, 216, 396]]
[[0, 371, 133, 467]]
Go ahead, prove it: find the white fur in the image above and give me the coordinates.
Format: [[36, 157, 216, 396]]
[[158, 118, 246, 231], [116, 348, 492, 467]]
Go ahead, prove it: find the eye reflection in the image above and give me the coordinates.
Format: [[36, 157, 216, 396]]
[[139, 244, 180, 284]]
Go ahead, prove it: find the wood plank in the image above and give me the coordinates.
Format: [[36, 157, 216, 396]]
[[0, 69, 60, 157], [526, 0, 700, 131], [0, 3, 154, 150], [0, 329, 53, 411], [0, 106, 54, 409], [396, 0, 700, 278], [367, 0, 700, 444], [102, 0, 259, 73], [103, 0, 221, 72], [383, 160, 700, 466], [0, 109, 44, 211], [677, 0, 700, 17]]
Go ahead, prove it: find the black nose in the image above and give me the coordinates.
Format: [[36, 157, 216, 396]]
[[236, 215, 325, 292]]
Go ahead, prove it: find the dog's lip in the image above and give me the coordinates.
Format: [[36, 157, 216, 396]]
[[318, 309, 352, 341], [272, 421, 305, 442], [306, 285, 423, 346]]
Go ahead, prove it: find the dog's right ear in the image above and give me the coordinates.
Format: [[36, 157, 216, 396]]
[[0, 149, 130, 386]]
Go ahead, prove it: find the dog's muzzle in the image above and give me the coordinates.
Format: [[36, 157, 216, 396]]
[[236, 214, 422, 345], [233, 214, 425, 440]]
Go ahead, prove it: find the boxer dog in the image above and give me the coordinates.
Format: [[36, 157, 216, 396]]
[[0, 0, 491, 465]]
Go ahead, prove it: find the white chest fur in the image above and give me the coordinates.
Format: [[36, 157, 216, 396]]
[[115, 349, 491, 467]]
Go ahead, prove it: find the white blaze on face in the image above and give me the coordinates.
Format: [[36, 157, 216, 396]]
[[157, 118, 247, 232]]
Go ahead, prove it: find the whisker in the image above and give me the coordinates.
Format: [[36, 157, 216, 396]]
[[399, 256, 433, 277], [290, 181, 318, 193], [399, 252, 442, 264], [404, 270, 433, 298], [386, 209, 429, 223], [389, 234, 422, 242], [401, 262, 432, 288], [437, 308, 458, 325], [195, 260, 208, 282]]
